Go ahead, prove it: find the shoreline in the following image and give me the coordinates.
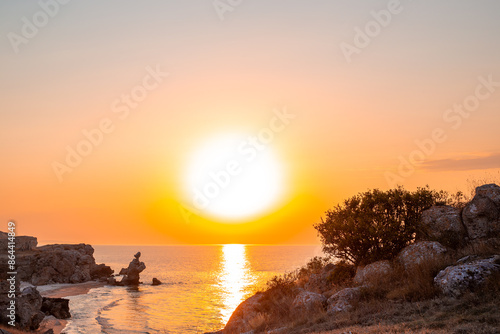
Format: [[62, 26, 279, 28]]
[[0, 281, 105, 334], [37, 281, 106, 334], [38, 280, 106, 299]]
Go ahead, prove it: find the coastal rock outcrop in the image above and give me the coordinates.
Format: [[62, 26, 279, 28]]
[[434, 255, 500, 297], [11, 243, 113, 285], [223, 293, 264, 334], [353, 260, 393, 287], [91, 263, 114, 280], [17, 287, 45, 330], [462, 184, 500, 240], [120, 252, 146, 285], [397, 241, 448, 269], [152, 278, 162, 285], [292, 290, 326, 311], [0, 232, 113, 330], [41, 297, 71, 319], [418, 206, 468, 248], [326, 287, 362, 315]]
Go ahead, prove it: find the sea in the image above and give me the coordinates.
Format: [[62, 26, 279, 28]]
[[61, 244, 324, 334]]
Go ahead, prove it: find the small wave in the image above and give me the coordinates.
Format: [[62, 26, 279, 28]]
[[96, 298, 123, 333]]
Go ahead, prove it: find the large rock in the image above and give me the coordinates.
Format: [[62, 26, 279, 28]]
[[90, 263, 114, 280], [419, 206, 468, 248], [17, 287, 45, 330], [11, 243, 112, 285], [354, 260, 393, 287], [292, 290, 326, 311], [326, 287, 362, 315], [41, 297, 71, 319], [397, 241, 448, 270], [120, 252, 146, 285], [223, 293, 264, 334], [462, 184, 500, 240], [434, 255, 500, 297]]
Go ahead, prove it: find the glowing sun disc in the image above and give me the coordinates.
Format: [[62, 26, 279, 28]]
[[184, 133, 284, 221]]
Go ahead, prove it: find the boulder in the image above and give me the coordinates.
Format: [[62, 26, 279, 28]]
[[419, 206, 467, 248], [434, 255, 500, 297], [462, 184, 500, 240], [292, 290, 326, 311], [327, 287, 362, 315], [397, 241, 448, 269], [120, 252, 146, 285], [152, 278, 162, 286], [41, 297, 71, 319], [119, 268, 128, 275], [354, 260, 393, 287], [90, 263, 114, 279], [223, 293, 264, 334], [17, 287, 45, 330]]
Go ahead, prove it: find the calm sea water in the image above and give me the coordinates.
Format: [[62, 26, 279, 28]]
[[62, 245, 323, 334]]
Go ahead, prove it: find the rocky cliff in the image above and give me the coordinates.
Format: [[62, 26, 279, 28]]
[[8, 242, 114, 285], [0, 233, 114, 330]]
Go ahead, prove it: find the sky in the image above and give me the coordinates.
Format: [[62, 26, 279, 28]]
[[1, 0, 500, 245]]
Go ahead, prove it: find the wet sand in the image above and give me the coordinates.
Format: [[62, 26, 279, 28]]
[[39, 280, 106, 298]]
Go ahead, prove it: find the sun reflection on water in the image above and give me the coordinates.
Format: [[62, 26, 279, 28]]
[[219, 244, 254, 323]]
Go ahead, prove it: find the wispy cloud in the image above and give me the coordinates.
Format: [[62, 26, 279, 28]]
[[423, 153, 500, 171]]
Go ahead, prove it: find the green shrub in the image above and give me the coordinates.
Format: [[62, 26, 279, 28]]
[[315, 186, 447, 266]]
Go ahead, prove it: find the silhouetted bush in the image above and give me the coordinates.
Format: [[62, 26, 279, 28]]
[[315, 186, 447, 266]]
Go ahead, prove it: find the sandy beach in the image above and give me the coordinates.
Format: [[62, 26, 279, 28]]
[[38, 280, 106, 299], [38, 281, 105, 333]]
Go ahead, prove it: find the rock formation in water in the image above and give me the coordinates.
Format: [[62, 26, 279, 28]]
[[119, 252, 146, 285]]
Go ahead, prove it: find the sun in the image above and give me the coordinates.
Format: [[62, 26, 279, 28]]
[[183, 133, 285, 222]]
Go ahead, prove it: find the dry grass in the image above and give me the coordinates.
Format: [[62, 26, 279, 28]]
[[464, 172, 500, 201], [286, 291, 500, 334], [250, 238, 500, 334]]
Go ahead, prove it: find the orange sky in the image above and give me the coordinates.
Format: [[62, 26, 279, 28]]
[[1, 1, 500, 245]]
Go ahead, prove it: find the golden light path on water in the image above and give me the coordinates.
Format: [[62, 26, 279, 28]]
[[219, 244, 254, 323]]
